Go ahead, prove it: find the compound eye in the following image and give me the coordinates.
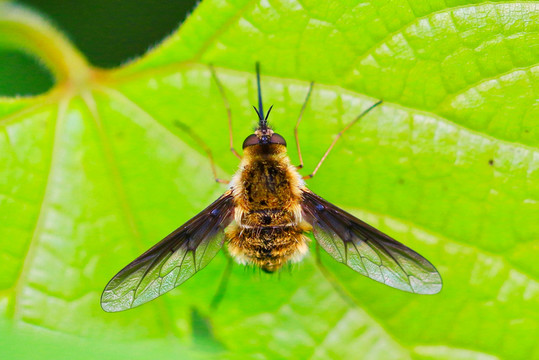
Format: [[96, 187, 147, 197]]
[[270, 133, 286, 146], [242, 134, 259, 148]]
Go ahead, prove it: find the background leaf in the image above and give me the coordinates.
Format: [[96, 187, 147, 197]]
[[1, 1, 538, 359]]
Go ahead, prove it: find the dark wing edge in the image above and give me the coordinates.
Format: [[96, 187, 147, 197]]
[[301, 189, 442, 295], [101, 191, 235, 312]]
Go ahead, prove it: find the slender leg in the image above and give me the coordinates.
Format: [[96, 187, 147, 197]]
[[174, 121, 229, 184], [210, 254, 234, 310], [294, 81, 315, 169], [209, 65, 242, 160], [303, 100, 383, 180], [314, 243, 357, 307]]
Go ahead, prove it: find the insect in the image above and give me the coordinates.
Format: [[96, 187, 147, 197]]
[[101, 64, 442, 312]]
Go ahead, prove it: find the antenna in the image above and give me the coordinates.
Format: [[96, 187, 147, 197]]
[[255, 62, 267, 130]]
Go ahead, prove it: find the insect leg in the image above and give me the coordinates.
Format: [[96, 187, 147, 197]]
[[294, 81, 315, 169], [210, 253, 234, 310], [174, 121, 229, 184], [209, 65, 242, 160], [314, 243, 357, 307], [303, 100, 383, 180]]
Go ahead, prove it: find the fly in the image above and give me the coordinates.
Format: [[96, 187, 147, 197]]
[[101, 64, 442, 312]]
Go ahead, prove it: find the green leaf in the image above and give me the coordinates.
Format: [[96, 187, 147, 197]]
[[1, 1, 538, 359]]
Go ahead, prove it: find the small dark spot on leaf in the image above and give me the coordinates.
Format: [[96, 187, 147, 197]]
[[488, 159, 494, 166]]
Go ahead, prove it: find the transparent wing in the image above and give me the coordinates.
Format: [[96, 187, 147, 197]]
[[101, 191, 235, 312], [301, 189, 442, 294]]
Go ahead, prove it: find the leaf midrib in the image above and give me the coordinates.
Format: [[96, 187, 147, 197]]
[[80, 91, 178, 334], [9, 98, 66, 319]]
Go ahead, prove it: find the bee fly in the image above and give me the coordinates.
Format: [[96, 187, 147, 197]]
[[101, 64, 442, 312]]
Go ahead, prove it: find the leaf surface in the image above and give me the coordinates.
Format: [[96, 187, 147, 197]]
[[1, 1, 538, 359]]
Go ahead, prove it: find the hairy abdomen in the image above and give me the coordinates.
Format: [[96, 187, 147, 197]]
[[227, 225, 308, 272], [227, 155, 310, 272]]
